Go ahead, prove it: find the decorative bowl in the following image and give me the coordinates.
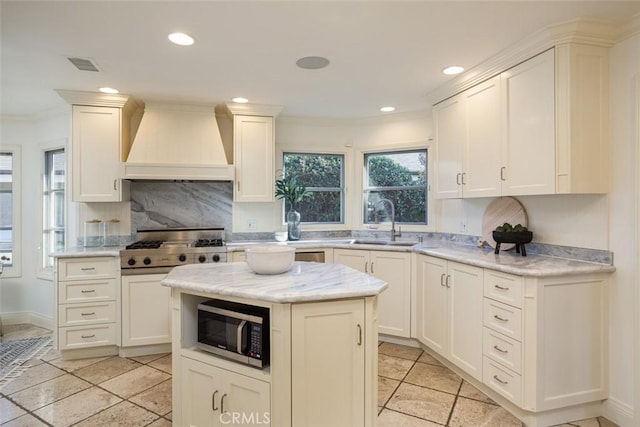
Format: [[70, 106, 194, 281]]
[[274, 231, 288, 242], [246, 245, 295, 274], [492, 231, 533, 244]]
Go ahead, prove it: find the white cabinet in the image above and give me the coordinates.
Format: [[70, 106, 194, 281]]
[[333, 249, 411, 338], [415, 255, 483, 381], [56, 257, 119, 354], [121, 274, 171, 347], [180, 357, 270, 427], [291, 299, 366, 427], [434, 76, 501, 199]]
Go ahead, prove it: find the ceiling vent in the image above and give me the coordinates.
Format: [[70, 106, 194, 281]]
[[67, 57, 100, 72]]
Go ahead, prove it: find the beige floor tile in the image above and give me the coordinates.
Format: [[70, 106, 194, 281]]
[[378, 376, 400, 407], [165, 411, 172, 421], [386, 382, 455, 425], [73, 400, 159, 427], [378, 409, 443, 426], [33, 386, 121, 427], [379, 342, 423, 361], [0, 397, 27, 423], [130, 353, 169, 364], [570, 418, 602, 427], [74, 356, 141, 384], [418, 352, 444, 367], [9, 373, 92, 411], [404, 361, 462, 394], [458, 380, 495, 404], [129, 378, 172, 415], [1, 362, 65, 394], [0, 325, 51, 342], [449, 396, 522, 427], [597, 416, 620, 427], [1, 413, 49, 427], [378, 353, 415, 380], [19, 358, 45, 368], [40, 347, 61, 362], [146, 417, 173, 427], [49, 355, 110, 372], [100, 365, 171, 399], [148, 354, 172, 374]]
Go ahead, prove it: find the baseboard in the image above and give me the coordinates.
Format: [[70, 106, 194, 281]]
[[1, 311, 55, 331], [603, 397, 634, 427], [378, 334, 421, 348]]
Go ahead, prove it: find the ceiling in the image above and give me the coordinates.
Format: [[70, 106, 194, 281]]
[[2, 1, 639, 119]]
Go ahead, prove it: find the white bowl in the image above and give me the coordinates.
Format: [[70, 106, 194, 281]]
[[246, 245, 295, 275], [274, 231, 288, 242]]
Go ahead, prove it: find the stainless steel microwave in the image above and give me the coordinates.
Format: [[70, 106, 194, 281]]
[[196, 299, 269, 369]]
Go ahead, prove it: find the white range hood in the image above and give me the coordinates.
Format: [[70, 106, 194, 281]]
[[124, 103, 234, 180]]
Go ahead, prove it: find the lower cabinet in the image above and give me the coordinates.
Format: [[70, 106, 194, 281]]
[[180, 357, 271, 427], [121, 274, 171, 346], [415, 255, 484, 381], [333, 249, 411, 337]]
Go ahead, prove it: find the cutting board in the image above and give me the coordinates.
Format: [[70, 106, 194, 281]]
[[482, 197, 528, 250]]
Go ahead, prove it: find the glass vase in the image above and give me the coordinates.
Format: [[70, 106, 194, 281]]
[[287, 209, 301, 241]]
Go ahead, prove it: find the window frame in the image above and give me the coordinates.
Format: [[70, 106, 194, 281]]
[[358, 143, 433, 232], [276, 145, 353, 231], [39, 145, 66, 280], [0, 145, 22, 278]]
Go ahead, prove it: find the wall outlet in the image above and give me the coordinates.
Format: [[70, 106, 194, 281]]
[[247, 219, 257, 230], [459, 220, 468, 233]]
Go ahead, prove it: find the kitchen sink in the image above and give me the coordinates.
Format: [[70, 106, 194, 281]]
[[349, 239, 417, 247]]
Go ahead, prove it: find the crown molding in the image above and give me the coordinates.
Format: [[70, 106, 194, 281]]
[[225, 103, 283, 118], [427, 17, 621, 105], [617, 13, 640, 42], [55, 89, 141, 110]]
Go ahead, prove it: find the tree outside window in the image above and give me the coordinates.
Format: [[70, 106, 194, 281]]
[[283, 153, 344, 224], [364, 150, 427, 225]]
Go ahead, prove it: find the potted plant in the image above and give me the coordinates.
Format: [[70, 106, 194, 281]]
[[274, 173, 311, 241]]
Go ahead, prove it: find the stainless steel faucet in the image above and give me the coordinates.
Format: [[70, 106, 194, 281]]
[[373, 198, 402, 241]]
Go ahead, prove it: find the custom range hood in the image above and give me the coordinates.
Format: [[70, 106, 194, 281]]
[[124, 103, 234, 181]]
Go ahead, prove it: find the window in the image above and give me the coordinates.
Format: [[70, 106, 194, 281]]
[[363, 149, 427, 225], [0, 146, 21, 276], [42, 148, 65, 271], [283, 152, 345, 223]]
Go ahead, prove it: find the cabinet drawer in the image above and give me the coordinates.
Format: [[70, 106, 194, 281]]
[[483, 298, 522, 341], [483, 356, 522, 406], [484, 270, 523, 308], [58, 302, 116, 327], [58, 278, 117, 303], [483, 327, 522, 374], [58, 323, 116, 350], [58, 257, 118, 281]]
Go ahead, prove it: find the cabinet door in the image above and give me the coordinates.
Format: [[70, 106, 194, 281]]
[[180, 357, 224, 427], [415, 255, 448, 356], [370, 251, 411, 338], [291, 299, 365, 427], [333, 249, 369, 273], [463, 76, 502, 198], [448, 261, 484, 381], [234, 115, 275, 202], [501, 49, 555, 196], [221, 370, 271, 426], [121, 274, 171, 346], [72, 105, 123, 202], [434, 95, 464, 198]]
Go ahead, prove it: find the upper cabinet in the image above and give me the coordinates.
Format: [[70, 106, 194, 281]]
[[57, 90, 139, 202], [227, 104, 283, 202], [434, 42, 610, 198]]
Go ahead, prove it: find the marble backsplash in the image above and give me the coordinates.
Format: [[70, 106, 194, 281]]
[[130, 181, 233, 234]]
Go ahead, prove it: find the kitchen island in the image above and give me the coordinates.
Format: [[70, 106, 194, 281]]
[[162, 261, 387, 427]]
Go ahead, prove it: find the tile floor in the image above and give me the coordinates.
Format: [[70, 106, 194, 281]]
[[1, 324, 619, 427]]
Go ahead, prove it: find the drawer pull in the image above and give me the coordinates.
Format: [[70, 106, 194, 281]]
[[81, 312, 96, 316], [81, 289, 96, 293], [445, 274, 451, 288], [494, 284, 510, 291], [357, 324, 362, 346], [80, 267, 96, 271], [81, 334, 95, 339], [493, 345, 508, 354], [212, 390, 219, 411], [493, 314, 509, 322], [493, 375, 509, 385], [440, 273, 446, 287]]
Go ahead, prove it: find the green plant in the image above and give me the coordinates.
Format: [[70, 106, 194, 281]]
[[274, 173, 311, 209]]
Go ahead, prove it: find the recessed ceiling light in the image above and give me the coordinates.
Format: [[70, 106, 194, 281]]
[[168, 32, 194, 46], [99, 87, 119, 94], [232, 97, 249, 103], [380, 106, 395, 113], [296, 56, 330, 70], [442, 65, 464, 75]]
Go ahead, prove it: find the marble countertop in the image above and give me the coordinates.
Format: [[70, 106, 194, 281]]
[[52, 246, 123, 258], [162, 261, 388, 303]]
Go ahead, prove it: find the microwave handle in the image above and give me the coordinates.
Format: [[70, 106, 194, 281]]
[[237, 320, 247, 354]]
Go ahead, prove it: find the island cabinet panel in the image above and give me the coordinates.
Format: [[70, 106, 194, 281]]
[[334, 249, 411, 338], [291, 299, 365, 427], [121, 274, 171, 347]]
